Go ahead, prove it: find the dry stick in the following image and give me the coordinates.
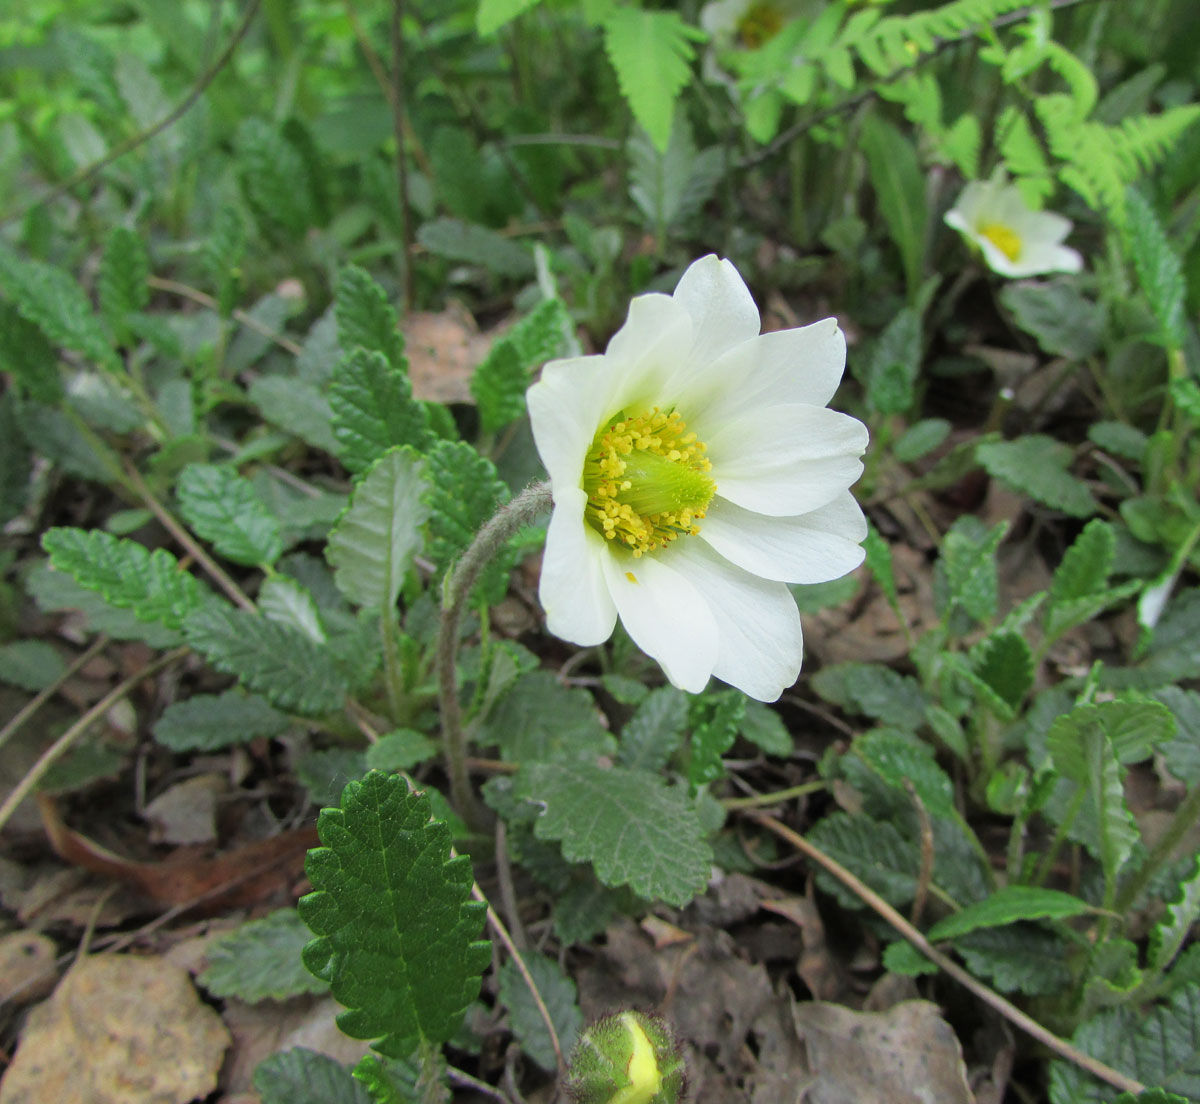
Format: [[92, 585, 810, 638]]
[[123, 462, 257, 613], [746, 811, 1145, 1097], [0, 648, 189, 834], [0, 635, 109, 754], [906, 779, 934, 929], [0, 0, 262, 228], [473, 883, 566, 1078], [147, 277, 303, 356]]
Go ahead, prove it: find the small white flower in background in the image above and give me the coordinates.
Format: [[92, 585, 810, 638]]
[[944, 173, 1083, 278], [527, 256, 869, 702]]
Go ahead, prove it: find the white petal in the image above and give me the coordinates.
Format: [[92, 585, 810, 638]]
[[528, 293, 692, 486], [680, 319, 847, 433], [1015, 241, 1084, 276], [977, 238, 1022, 278], [602, 292, 695, 411], [706, 404, 869, 516], [670, 255, 761, 372], [539, 486, 617, 646], [671, 539, 803, 702], [527, 353, 614, 488], [600, 552, 719, 694], [700, 492, 867, 583]]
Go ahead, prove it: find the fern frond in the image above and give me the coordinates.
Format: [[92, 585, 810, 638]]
[[1110, 105, 1200, 178], [846, 0, 1028, 78]]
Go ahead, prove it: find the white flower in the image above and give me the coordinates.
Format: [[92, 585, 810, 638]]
[[527, 256, 869, 702], [944, 174, 1083, 278]]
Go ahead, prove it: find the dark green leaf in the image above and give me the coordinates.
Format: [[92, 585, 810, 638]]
[[478, 670, 616, 765], [42, 528, 211, 630], [0, 246, 117, 370], [253, 1049, 372, 1104], [300, 772, 490, 1058], [738, 699, 792, 757], [861, 115, 927, 298], [999, 279, 1105, 359], [176, 463, 283, 567], [688, 691, 745, 787], [515, 762, 712, 906], [470, 298, 570, 432], [415, 218, 534, 277], [618, 685, 689, 771], [329, 348, 432, 474], [1049, 985, 1200, 1103], [423, 440, 525, 607], [152, 688, 292, 751], [977, 436, 1098, 517], [335, 265, 405, 371], [927, 887, 1094, 942], [184, 604, 349, 715], [498, 953, 583, 1072], [1126, 188, 1187, 349], [811, 662, 929, 731], [97, 225, 149, 340], [199, 909, 327, 1002]]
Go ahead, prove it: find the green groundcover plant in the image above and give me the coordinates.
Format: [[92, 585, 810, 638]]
[[0, 0, 1199, 1101]]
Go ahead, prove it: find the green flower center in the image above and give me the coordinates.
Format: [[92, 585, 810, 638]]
[[979, 221, 1023, 262], [581, 407, 715, 558]]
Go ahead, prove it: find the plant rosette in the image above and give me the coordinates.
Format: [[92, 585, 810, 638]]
[[526, 254, 869, 702], [944, 172, 1084, 278]]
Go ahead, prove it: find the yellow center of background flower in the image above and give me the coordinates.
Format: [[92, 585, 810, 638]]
[[737, 2, 784, 47], [979, 222, 1023, 262], [582, 407, 715, 558]]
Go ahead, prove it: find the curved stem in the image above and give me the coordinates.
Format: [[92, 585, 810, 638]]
[[747, 810, 1144, 1097], [436, 482, 551, 826]]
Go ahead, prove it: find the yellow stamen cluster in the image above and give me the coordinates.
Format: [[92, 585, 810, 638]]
[[582, 407, 715, 558], [979, 222, 1023, 263]]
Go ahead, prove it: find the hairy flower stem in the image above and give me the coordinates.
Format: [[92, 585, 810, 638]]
[[436, 482, 552, 828]]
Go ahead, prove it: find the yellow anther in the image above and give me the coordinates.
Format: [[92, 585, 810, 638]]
[[581, 406, 715, 557]]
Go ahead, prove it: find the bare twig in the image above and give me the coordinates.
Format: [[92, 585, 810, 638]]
[[0, 635, 109, 754], [147, 277, 303, 356], [473, 883, 566, 1078], [123, 462, 257, 613], [746, 811, 1144, 1097], [906, 779, 934, 928], [0, 648, 189, 834]]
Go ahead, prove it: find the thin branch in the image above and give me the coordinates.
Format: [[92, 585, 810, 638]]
[[147, 277, 303, 356], [0, 648, 189, 833], [123, 462, 257, 613], [0, 0, 262, 227], [0, 635, 109, 754], [746, 811, 1144, 1097], [473, 882, 566, 1077]]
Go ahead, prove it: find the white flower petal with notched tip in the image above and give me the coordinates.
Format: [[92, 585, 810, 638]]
[[944, 174, 1083, 278], [527, 254, 869, 702]]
